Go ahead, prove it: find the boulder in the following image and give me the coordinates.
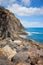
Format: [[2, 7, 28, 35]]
[[0, 59, 14, 65], [16, 62, 30, 65], [0, 51, 14, 65], [11, 52, 30, 63], [2, 45, 17, 60], [37, 58, 43, 65]]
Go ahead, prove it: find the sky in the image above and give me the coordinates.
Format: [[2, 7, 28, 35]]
[[0, 0, 43, 28]]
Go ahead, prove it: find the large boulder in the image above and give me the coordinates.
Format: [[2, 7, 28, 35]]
[[0, 51, 14, 65], [11, 52, 31, 64], [2, 45, 17, 60]]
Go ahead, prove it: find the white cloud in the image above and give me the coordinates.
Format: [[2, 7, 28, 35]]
[[7, 3, 43, 16], [22, 0, 30, 5], [0, 0, 15, 5], [21, 21, 43, 27]]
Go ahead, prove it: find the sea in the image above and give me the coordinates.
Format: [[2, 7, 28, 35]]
[[23, 28, 43, 43]]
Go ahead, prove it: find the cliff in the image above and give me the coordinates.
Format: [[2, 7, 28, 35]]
[[0, 6, 24, 40]]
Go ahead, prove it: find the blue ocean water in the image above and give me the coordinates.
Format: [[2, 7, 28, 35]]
[[24, 28, 43, 43]]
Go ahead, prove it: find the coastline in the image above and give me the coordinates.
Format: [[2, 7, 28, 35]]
[[0, 25, 43, 65], [23, 27, 43, 43], [0, 7, 43, 65], [0, 32, 43, 65]]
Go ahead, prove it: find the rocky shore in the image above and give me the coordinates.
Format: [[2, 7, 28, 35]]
[[0, 7, 43, 65], [0, 38, 43, 65]]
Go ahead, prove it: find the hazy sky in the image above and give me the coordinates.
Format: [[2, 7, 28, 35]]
[[0, 0, 43, 27]]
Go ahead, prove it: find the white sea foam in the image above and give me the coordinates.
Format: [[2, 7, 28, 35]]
[[31, 32, 43, 34], [26, 32, 43, 35], [19, 32, 43, 39], [19, 35, 27, 38], [27, 32, 32, 36]]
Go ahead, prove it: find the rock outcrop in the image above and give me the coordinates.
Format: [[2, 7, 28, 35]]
[[0, 51, 14, 65], [0, 6, 24, 40]]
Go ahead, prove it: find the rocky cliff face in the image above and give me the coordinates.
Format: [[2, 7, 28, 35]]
[[0, 7, 24, 40]]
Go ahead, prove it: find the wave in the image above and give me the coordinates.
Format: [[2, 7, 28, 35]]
[[31, 32, 43, 34], [27, 32, 32, 36], [26, 32, 43, 36]]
